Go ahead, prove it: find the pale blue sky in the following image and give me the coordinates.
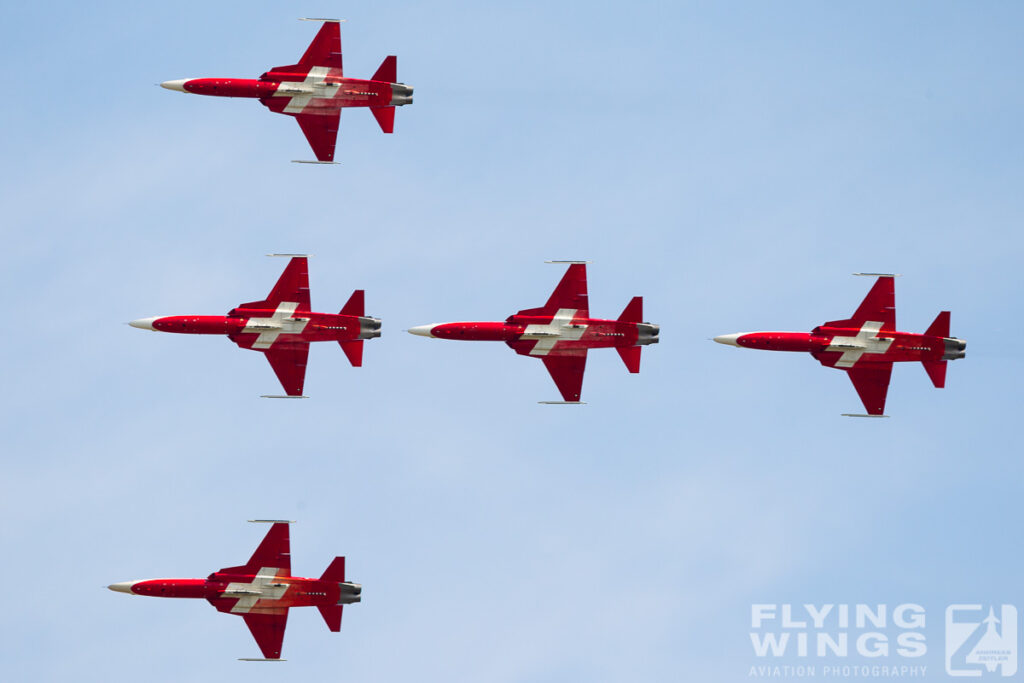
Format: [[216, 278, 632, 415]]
[[2, 2, 1023, 681]]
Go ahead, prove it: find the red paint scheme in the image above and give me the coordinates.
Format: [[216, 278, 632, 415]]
[[130, 257, 381, 396], [128, 578, 208, 598], [179, 78, 279, 98], [409, 264, 659, 402], [150, 316, 245, 335], [110, 523, 361, 660], [163, 22, 412, 161], [715, 276, 967, 415]]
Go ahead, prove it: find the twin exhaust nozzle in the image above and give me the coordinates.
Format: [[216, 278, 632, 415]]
[[943, 337, 967, 361], [390, 83, 414, 106], [637, 323, 660, 345]]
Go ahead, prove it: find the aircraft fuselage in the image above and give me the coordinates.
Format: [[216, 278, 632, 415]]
[[130, 310, 381, 345], [162, 70, 413, 113], [109, 574, 362, 611], [410, 315, 660, 352], [714, 327, 966, 365]]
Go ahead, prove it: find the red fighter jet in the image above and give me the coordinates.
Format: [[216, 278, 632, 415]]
[[713, 274, 967, 416], [160, 18, 413, 162], [408, 262, 660, 403], [129, 255, 381, 397], [108, 521, 361, 661]]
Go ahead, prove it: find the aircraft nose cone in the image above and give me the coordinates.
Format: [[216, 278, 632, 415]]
[[713, 333, 742, 347], [160, 79, 189, 92], [129, 317, 159, 331], [407, 324, 436, 338], [108, 581, 137, 594]]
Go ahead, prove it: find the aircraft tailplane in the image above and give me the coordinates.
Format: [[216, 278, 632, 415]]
[[317, 605, 344, 632], [925, 311, 951, 338], [340, 290, 365, 317], [371, 56, 397, 83], [340, 340, 363, 367], [317, 557, 347, 631], [616, 346, 642, 373], [617, 296, 643, 324], [923, 360, 947, 388], [370, 106, 395, 134], [321, 556, 346, 581]]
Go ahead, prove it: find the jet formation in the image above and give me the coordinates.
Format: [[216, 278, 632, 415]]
[[109, 521, 359, 660], [714, 274, 966, 416], [161, 19, 413, 162], [408, 262, 660, 403], [130, 255, 380, 397], [110, 15, 971, 665]]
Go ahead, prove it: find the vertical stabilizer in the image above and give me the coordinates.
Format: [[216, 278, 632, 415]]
[[923, 360, 947, 388]]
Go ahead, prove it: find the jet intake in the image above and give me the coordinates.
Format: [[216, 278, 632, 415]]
[[390, 82, 414, 105], [636, 323, 660, 345], [942, 337, 967, 360]]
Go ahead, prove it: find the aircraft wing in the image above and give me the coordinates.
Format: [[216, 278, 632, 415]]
[[218, 521, 292, 576], [845, 363, 893, 415], [295, 111, 341, 162], [238, 257, 311, 313], [243, 611, 290, 659], [299, 21, 342, 71], [825, 276, 896, 331], [541, 351, 588, 402], [263, 342, 310, 397], [515, 263, 589, 318]]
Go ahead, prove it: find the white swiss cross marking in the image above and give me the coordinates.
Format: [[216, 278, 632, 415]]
[[521, 308, 588, 356], [827, 321, 893, 368], [243, 303, 309, 349], [279, 67, 340, 113], [226, 567, 289, 614]]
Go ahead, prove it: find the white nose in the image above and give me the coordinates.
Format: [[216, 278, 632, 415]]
[[713, 333, 743, 347], [160, 79, 190, 92], [108, 581, 138, 594], [407, 325, 436, 338], [129, 317, 159, 330]]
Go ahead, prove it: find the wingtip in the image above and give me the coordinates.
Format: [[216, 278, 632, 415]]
[[238, 658, 288, 661]]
